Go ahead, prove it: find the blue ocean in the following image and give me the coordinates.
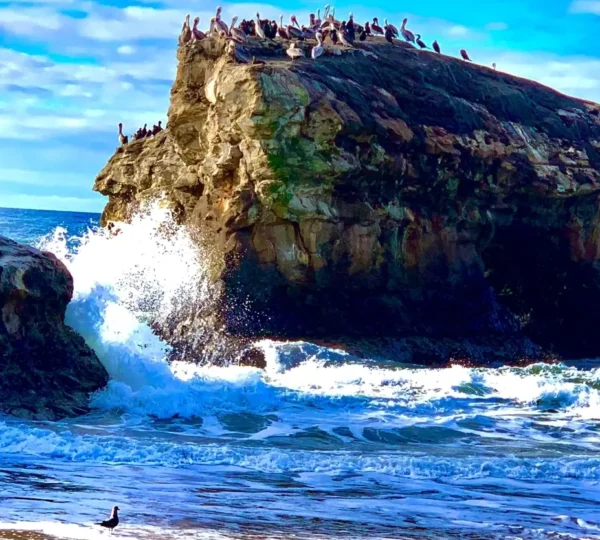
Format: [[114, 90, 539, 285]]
[[0, 205, 599, 540]]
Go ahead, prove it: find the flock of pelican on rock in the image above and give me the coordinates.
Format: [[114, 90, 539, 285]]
[[177, 5, 478, 64], [118, 120, 162, 146]]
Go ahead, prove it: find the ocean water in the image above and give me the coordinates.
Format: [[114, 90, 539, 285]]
[[0, 205, 599, 540]]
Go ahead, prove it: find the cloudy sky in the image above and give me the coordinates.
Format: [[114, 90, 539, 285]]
[[0, 0, 599, 213]]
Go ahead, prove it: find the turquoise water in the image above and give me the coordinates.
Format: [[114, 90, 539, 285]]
[[0, 206, 599, 540]]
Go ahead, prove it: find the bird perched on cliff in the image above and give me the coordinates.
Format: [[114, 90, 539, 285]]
[[191, 17, 206, 41], [255, 12, 266, 38], [346, 13, 356, 41], [384, 25, 395, 45], [401, 18, 416, 44], [152, 121, 163, 135], [286, 42, 305, 61], [311, 32, 324, 59], [229, 16, 247, 43], [178, 14, 192, 46], [384, 18, 398, 37], [96, 506, 119, 533], [433, 40, 441, 54], [371, 17, 383, 35], [117, 123, 128, 146], [492, 62, 497, 70], [415, 34, 428, 49], [338, 22, 352, 47], [460, 49, 472, 61], [215, 6, 229, 34]]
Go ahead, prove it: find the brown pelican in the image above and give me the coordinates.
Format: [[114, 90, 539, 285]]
[[311, 31, 324, 59], [96, 506, 119, 532], [338, 22, 352, 46], [178, 14, 192, 46], [118, 123, 128, 145], [384, 18, 398, 37], [286, 42, 305, 61], [229, 16, 247, 43], [401, 18, 415, 43], [384, 26, 394, 45], [302, 25, 316, 39], [288, 16, 304, 39], [277, 15, 289, 39], [314, 9, 322, 27], [346, 13, 356, 41], [415, 34, 427, 49], [365, 21, 372, 35], [460, 48, 471, 61], [215, 6, 229, 34], [433, 40, 441, 54], [371, 17, 383, 35], [191, 17, 206, 41], [152, 121, 163, 135], [255, 12, 266, 38]]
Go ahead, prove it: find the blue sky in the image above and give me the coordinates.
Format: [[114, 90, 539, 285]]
[[0, 0, 599, 212]]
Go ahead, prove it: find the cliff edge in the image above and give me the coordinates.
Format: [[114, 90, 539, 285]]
[[94, 36, 600, 363]]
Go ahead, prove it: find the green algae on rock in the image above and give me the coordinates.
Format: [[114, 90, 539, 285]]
[[0, 236, 108, 420], [94, 36, 600, 363]]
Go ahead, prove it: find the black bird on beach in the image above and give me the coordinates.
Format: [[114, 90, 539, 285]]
[[96, 506, 120, 533]]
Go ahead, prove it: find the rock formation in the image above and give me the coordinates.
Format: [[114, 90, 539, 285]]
[[94, 36, 600, 363], [0, 237, 108, 419]]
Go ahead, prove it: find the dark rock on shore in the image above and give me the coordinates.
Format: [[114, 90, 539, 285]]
[[94, 35, 600, 364], [0, 236, 108, 420]]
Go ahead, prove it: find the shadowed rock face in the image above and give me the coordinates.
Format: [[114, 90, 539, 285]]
[[0, 237, 108, 419], [94, 36, 600, 363]]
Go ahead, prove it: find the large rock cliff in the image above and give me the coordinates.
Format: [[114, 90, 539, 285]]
[[94, 36, 600, 363], [0, 237, 108, 419]]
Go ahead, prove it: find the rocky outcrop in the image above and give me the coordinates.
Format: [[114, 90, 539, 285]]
[[94, 36, 600, 362], [0, 237, 108, 419]]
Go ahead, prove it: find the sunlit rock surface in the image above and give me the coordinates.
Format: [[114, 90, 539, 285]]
[[94, 36, 600, 362]]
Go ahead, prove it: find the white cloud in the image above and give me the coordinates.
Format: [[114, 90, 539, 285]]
[[117, 45, 136, 55], [0, 7, 66, 36], [485, 21, 508, 31], [0, 193, 104, 213], [446, 25, 470, 37], [570, 0, 600, 14]]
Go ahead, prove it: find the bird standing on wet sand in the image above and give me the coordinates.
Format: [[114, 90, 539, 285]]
[[96, 506, 119, 533], [460, 48, 472, 61]]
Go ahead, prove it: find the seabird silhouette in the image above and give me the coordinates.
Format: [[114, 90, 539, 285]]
[[96, 506, 119, 533]]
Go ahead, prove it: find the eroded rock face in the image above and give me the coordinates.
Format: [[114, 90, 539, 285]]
[[0, 237, 108, 419], [94, 37, 600, 361]]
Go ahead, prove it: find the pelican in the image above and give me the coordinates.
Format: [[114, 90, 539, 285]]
[[311, 31, 324, 59], [359, 28, 367, 41], [365, 21, 372, 35], [117, 123, 128, 145], [191, 17, 206, 41], [460, 48, 471, 61], [288, 16, 304, 39], [178, 14, 192, 46], [401, 18, 415, 43], [277, 15, 289, 39], [229, 16, 247, 43], [433, 40, 441, 54], [255, 12, 266, 38], [215, 6, 228, 33], [286, 41, 305, 61], [384, 26, 394, 45], [346, 13, 356, 41], [384, 18, 398, 37], [314, 9, 322, 27], [415, 34, 427, 49], [338, 22, 352, 46], [371, 17, 383, 35]]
